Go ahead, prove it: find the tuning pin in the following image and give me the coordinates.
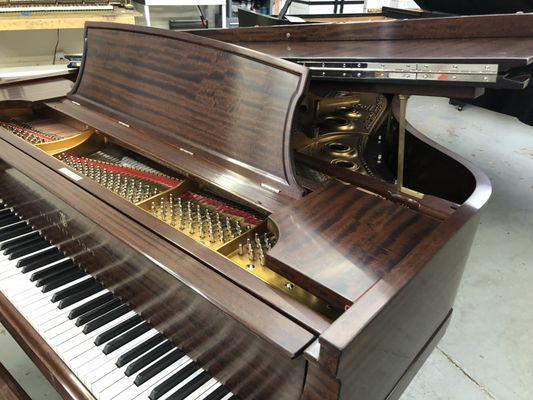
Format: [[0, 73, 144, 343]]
[[247, 238, 254, 261], [235, 221, 242, 236], [259, 254, 266, 266], [199, 221, 204, 239], [150, 201, 156, 215], [238, 242, 244, 256], [255, 233, 261, 247]]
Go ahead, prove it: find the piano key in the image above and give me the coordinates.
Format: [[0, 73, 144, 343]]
[[0, 230, 39, 251], [51, 277, 102, 302], [0, 224, 32, 241], [60, 313, 147, 359], [165, 372, 212, 400], [103, 354, 193, 400], [9, 240, 51, 260], [49, 310, 137, 348], [30, 259, 76, 282], [94, 314, 143, 346], [20, 249, 66, 271], [135, 348, 186, 386], [116, 333, 166, 367], [40, 269, 87, 292], [58, 284, 105, 309], [70, 330, 158, 372], [75, 297, 122, 326], [149, 362, 200, 400], [202, 385, 230, 400], [83, 304, 131, 333], [69, 292, 115, 319], [103, 322, 151, 354], [32, 290, 108, 327], [34, 264, 80, 287], [0, 215, 20, 228], [125, 340, 174, 376]]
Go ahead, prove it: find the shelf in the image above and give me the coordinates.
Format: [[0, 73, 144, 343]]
[[0, 7, 139, 31]]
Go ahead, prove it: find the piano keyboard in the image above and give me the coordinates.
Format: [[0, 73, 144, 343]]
[[0, 202, 237, 400], [0, 4, 113, 12]]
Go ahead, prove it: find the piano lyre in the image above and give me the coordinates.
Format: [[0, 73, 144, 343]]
[[0, 15, 532, 400]]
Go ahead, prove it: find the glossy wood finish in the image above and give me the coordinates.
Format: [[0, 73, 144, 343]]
[[0, 116, 331, 334], [0, 19, 501, 400], [220, 38, 533, 72], [195, 13, 533, 43], [0, 363, 31, 400], [299, 111, 491, 399], [71, 23, 308, 201], [0, 145, 315, 400], [269, 181, 440, 307]]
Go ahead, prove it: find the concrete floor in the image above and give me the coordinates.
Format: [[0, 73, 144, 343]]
[[1, 96, 532, 399]]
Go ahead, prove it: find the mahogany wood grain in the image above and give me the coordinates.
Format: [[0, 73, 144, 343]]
[[195, 13, 533, 43], [44, 98, 290, 214], [70, 23, 308, 200], [227, 38, 533, 72], [0, 363, 31, 400], [268, 181, 440, 307], [0, 147, 315, 400], [0, 126, 331, 334], [303, 105, 491, 399]]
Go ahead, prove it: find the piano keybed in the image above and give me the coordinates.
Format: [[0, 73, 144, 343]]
[[0, 110, 338, 318]]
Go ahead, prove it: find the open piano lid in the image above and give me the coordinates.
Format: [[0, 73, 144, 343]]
[[67, 23, 309, 211], [413, 0, 533, 15]]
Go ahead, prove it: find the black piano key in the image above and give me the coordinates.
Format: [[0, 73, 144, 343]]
[[82, 303, 130, 334], [165, 371, 211, 400], [68, 292, 114, 319], [4, 235, 45, 255], [30, 259, 76, 282], [9, 240, 50, 260], [124, 340, 174, 377], [40, 269, 86, 293], [0, 231, 39, 251], [0, 220, 24, 232], [203, 386, 231, 400], [103, 322, 151, 355], [0, 215, 19, 228], [34, 264, 80, 287], [116, 333, 165, 368], [19, 249, 64, 271], [94, 314, 143, 346], [58, 285, 104, 309], [0, 224, 31, 242], [149, 362, 200, 400], [134, 348, 185, 386], [0, 208, 11, 217], [75, 297, 121, 326], [51, 278, 101, 303]]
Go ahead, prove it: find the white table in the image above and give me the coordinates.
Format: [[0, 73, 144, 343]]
[[136, 0, 227, 28]]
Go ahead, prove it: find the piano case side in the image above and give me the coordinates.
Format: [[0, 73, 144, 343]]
[[68, 23, 309, 206]]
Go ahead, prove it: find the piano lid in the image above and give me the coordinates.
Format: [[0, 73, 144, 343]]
[[68, 23, 309, 209]]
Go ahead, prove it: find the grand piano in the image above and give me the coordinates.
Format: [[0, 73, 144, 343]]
[[0, 14, 531, 400]]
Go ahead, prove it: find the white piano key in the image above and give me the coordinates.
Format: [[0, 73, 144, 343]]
[[113, 357, 194, 400], [49, 310, 137, 347], [144, 362, 201, 400], [69, 329, 158, 371], [183, 378, 219, 400], [195, 381, 222, 400], [76, 331, 161, 381], [89, 342, 175, 391]]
